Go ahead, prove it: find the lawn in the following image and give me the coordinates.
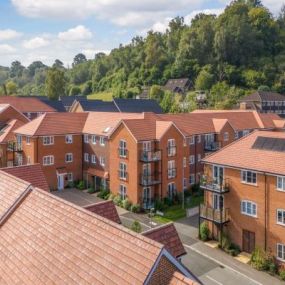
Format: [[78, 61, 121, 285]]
[[153, 205, 187, 224], [185, 194, 204, 208], [87, 91, 113, 101]]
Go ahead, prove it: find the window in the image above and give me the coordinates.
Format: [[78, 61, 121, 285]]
[[183, 178, 187, 189], [241, 170, 257, 185], [119, 163, 127, 180], [234, 131, 239, 140], [27, 156, 31, 165], [91, 154, 96, 164], [168, 182, 176, 199], [119, 184, 127, 200], [277, 243, 285, 262], [189, 155, 195, 165], [241, 200, 257, 217], [197, 135, 201, 143], [277, 176, 285, 192], [26, 136, 30, 145], [67, 173, 73, 182], [43, 155, 54, 166], [100, 156, 105, 166], [143, 141, 151, 152], [243, 130, 250, 136], [84, 134, 89, 143], [92, 135, 96, 145], [84, 153, 89, 162], [189, 174, 195, 185], [100, 136, 106, 146], [65, 135, 73, 144], [167, 139, 176, 156], [183, 157, 186, 168], [224, 132, 229, 142], [65, 153, 73, 163], [189, 136, 195, 145], [43, 136, 54, 145], [119, 140, 127, 157], [277, 209, 285, 226], [197, 154, 201, 162], [168, 160, 176, 178]]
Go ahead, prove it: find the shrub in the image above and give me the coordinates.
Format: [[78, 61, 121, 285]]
[[228, 243, 241, 257], [163, 197, 173, 207], [76, 180, 85, 190], [219, 233, 231, 251], [131, 220, 142, 233], [87, 188, 96, 194], [250, 247, 272, 271], [268, 261, 277, 275], [122, 198, 132, 210], [98, 189, 109, 199], [154, 199, 166, 211], [279, 269, 285, 281], [113, 195, 122, 206], [131, 204, 140, 213], [108, 193, 115, 201], [199, 222, 209, 241]]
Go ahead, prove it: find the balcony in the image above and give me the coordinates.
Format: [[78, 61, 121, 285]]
[[7, 142, 22, 152], [118, 148, 128, 158], [167, 168, 177, 179], [200, 204, 230, 224], [140, 150, 161, 162], [118, 171, 128, 181], [204, 141, 221, 152], [140, 173, 161, 186], [167, 146, 177, 157], [142, 198, 155, 210], [200, 177, 230, 194]]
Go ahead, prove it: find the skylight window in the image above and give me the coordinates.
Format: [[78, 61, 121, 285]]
[[103, 126, 111, 133]]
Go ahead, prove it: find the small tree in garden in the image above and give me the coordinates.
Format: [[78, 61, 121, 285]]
[[199, 222, 209, 241], [131, 220, 142, 233]]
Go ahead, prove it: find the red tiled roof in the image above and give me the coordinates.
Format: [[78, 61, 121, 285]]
[[14, 112, 88, 136], [0, 119, 25, 143], [1, 164, 49, 192], [169, 272, 199, 285], [203, 131, 285, 175], [143, 223, 186, 258], [84, 200, 121, 224], [0, 104, 29, 123], [0, 96, 56, 113]]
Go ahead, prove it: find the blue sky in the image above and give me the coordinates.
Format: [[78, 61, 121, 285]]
[[0, 0, 282, 67]]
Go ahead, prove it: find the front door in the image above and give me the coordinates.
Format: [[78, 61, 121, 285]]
[[57, 175, 64, 190], [242, 230, 255, 253]]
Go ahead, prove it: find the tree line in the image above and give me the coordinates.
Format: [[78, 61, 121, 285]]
[[1, 0, 285, 110]]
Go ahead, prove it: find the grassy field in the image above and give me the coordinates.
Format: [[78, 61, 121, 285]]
[[153, 205, 187, 224], [87, 91, 113, 101]]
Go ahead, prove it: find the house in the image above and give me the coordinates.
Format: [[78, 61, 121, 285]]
[[0, 96, 57, 119], [164, 78, 192, 95], [0, 104, 30, 167], [239, 91, 285, 117], [59, 95, 87, 111], [14, 112, 88, 190], [70, 99, 119, 113], [0, 170, 199, 284], [200, 131, 285, 265]]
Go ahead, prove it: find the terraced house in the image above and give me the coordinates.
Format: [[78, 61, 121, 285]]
[[200, 131, 285, 265]]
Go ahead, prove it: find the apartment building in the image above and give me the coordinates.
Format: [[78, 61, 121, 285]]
[[200, 131, 285, 265], [14, 112, 88, 190], [0, 170, 199, 285], [0, 104, 29, 167]]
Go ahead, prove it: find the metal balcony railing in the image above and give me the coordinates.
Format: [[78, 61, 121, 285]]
[[140, 150, 161, 162], [140, 173, 161, 186], [200, 177, 230, 193], [204, 141, 221, 152], [200, 204, 230, 224]]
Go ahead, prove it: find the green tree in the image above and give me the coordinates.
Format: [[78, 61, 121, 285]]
[[27, 61, 46, 77], [195, 69, 214, 91], [52, 59, 64, 69], [149, 85, 164, 101], [45, 68, 66, 100], [160, 90, 174, 113], [72, 53, 87, 67], [6, 80, 17, 95], [10, 61, 25, 78], [69, 86, 81, 96], [131, 220, 142, 233]]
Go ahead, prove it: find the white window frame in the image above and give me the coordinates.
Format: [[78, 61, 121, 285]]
[[119, 162, 127, 180], [43, 136, 54, 146], [65, 153, 73, 163], [277, 209, 285, 226], [224, 132, 229, 142], [84, 153, 89, 162], [167, 160, 176, 178], [183, 157, 186, 168], [167, 139, 176, 156], [26, 136, 31, 145], [241, 170, 257, 185], [119, 184, 127, 200], [277, 176, 285, 192], [197, 135, 201, 143], [277, 243, 285, 262], [100, 156, 105, 166], [197, 154, 201, 162], [92, 135, 96, 145], [91, 154, 96, 164], [143, 141, 151, 152], [241, 200, 257, 217], [189, 174, 195, 185], [65, 134, 73, 144], [100, 136, 106, 146], [119, 139, 127, 157], [189, 155, 195, 165], [189, 136, 195, 145], [243, 130, 250, 136], [67, 173, 73, 182], [234, 131, 239, 140], [43, 155, 54, 166], [84, 134, 89, 143]]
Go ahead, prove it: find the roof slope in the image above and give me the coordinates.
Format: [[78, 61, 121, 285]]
[[59, 95, 87, 108], [143, 223, 186, 258], [114, 98, 163, 113], [0, 96, 56, 113], [0, 104, 29, 123], [15, 112, 88, 136], [203, 131, 285, 175], [0, 187, 165, 285], [0, 119, 25, 143], [84, 200, 121, 224], [241, 91, 285, 102], [1, 164, 49, 192], [169, 272, 199, 285], [79, 100, 119, 112]]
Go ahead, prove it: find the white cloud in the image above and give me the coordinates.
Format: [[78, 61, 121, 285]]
[[0, 44, 16, 54], [0, 29, 22, 41], [82, 49, 110, 59], [58, 25, 92, 41], [23, 37, 50, 49], [184, 8, 224, 25]]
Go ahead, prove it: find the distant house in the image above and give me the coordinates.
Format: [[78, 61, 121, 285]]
[[70, 98, 163, 114], [164, 78, 192, 95], [240, 91, 285, 117], [59, 95, 87, 111]]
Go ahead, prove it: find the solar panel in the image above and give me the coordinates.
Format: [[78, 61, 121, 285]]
[[252, 136, 285, 152]]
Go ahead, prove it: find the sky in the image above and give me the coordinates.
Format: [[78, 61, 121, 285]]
[[0, 0, 283, 67]]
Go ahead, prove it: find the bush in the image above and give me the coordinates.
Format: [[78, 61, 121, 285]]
[[200, 222, 209, 241], [250, 247, 273, 271], [122, 198, 132, 210], [108, 193, 115, 201], [76, 180, 85, 190], [228, 243, 241, 257], [113, 195, 122, 206], [154, 199, 167, 211], [98, 189, 110, 199], [131, 204, 140, 213], [163, 197, 173, 207], [219, 233, 231, 251], [87, 188, 96, 194], [268, 261, 277, 275], [131, 220, 142, 233], [279, 269, 285, 280]]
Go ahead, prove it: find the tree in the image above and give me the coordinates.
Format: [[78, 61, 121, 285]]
[[195, 69, 214, 91], [72, 53, 87, 67], [10, 61, 25, 78], [45, 68, 66, 100], [149, 85, 164, 101], [52, 59, 64, 69], [6, 80, 17, 95], [160, 91, 174, 113], [27, 61, 46, 77], [131, 220, 142, 233], [69, 86, 81, 96]]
